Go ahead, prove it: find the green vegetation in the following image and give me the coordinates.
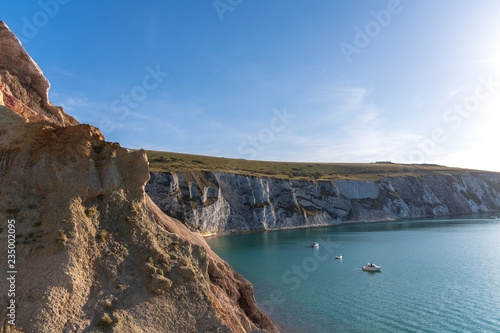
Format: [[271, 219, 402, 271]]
[[34, 221, 42, 227], [97, 231, 110, 243], [55, 230, 68, 245], [6, 208, 20, 215], [203, 197, 218, 207], [97, 314, 113, 328], [296, 204, 324, 217], [85, 208, 96, 218], [145, 150, 480, 181], [245, 202, 270, 209]]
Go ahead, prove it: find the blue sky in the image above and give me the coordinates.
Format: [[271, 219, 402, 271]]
[[2, 0, 500, 171]]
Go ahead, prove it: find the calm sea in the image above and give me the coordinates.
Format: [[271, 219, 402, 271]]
[[206, 215, 500, 333]]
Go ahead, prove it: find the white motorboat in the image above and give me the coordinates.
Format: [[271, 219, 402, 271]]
[[311, 242, 319, 248], [362, 263, 381, 272], [335, 254, 342, 259]]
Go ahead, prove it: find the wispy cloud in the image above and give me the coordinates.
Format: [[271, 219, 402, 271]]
[[59, 97, 88, 111], [51, 67, 87, 79], [246, 84, 422, 163]]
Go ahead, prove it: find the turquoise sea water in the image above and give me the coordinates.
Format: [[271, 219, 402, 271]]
[[206, 215, 500, 332]]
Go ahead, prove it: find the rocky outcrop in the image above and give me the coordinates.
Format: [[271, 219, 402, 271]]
[[147, 196, 276, 333], [0, 21, 276, 333], [146, 171, 500, 234], [0, 21, 78, 127], [0, 107, 275, 332]]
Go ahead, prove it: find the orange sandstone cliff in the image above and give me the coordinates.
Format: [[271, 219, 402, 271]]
[[0, 21, 77, 126], [0, 20, 277, 333]]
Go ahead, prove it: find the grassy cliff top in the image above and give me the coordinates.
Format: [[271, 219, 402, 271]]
[[144, 150, 485, 181]]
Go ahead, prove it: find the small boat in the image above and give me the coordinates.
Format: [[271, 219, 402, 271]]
[[488, 216, 497, 219], [311, 242, 319, 248], [335, 254, 342, 260], [362, 263, 381, 272]]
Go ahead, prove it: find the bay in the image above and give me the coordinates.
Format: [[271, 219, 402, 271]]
[[206, 215, 500, 332]]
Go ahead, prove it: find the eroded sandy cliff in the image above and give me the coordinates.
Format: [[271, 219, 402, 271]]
[[0, 21, 77, 126], [0, 21, 276, 333]]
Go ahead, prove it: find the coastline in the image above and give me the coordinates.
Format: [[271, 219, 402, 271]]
[[202, 210, 500, 238]]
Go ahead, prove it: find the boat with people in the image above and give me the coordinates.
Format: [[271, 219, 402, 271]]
[[335, 254, 342, 259], [488, 216, 497, 219], [311, 242, 319, 248], [362, 263, 381, 272]]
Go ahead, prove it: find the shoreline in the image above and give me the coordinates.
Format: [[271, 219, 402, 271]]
[[202, 211, 500, 238], [203, 218, 397, 239]]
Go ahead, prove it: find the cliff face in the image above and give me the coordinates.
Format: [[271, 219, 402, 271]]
[[0, 21, 78, 127], [0, 21, 276, 333], [146, 171, 500, 233]]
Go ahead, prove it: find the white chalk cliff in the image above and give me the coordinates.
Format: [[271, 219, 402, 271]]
[[147, 171, 500, 233]]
